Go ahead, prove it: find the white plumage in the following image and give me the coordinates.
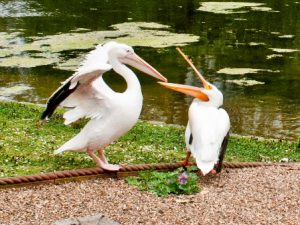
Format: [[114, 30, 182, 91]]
[[185, 86, 230, 175], [42, 41, 167, 171], [159, 48, 230, 175]]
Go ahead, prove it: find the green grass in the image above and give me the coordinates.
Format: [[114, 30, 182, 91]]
[[126, 167, 200, 196], [0, 101, 299, 178]]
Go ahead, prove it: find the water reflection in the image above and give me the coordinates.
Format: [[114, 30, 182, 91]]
[[0, 0, 48, 18], [0, 0, 299, 140]]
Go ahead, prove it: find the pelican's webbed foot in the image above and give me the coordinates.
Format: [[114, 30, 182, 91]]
[[101, 163, 120, 171], [87, 149, 120, 171]]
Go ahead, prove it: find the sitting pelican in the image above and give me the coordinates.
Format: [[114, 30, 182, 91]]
[[41, 41, 167, 171], [159, 48, 230, 175]]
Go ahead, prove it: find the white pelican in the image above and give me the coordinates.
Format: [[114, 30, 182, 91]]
[[41, 41, 167, 171], [159, 48, 230, 175]]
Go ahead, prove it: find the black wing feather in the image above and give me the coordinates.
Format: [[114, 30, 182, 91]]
[[41, 80, 79, 120], [189, 133, 193, 145], [215, 132, 229, 173]]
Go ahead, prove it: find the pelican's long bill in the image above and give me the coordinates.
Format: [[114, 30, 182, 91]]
[[122, 53, 168, 82], [158, 82, 209, 101], [176, 47, 212, 90]]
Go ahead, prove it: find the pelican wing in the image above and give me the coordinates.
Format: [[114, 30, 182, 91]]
[[41, 42, 115, 120], [61, 77, 114, 125], [188, 103, 230, 174], [70, 43, 115, 86]]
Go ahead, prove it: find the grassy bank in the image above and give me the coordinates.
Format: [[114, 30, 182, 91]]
[[0, 101, 299, 178]]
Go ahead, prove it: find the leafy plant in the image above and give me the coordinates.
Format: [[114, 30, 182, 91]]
[[126, 167, 200, 196]]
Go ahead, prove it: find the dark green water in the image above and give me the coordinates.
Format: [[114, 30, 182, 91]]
[[0, 0, 299, 140]]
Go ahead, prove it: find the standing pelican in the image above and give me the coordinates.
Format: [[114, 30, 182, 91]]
[[41, 41, 167, 171], [159, 48, 230, 175]]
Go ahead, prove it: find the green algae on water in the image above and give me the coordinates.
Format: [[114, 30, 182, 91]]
[[217, 68, 280, 75], [269, 48, 300, 53], [0, 85, 32, 97], [0, 22, 199, 69], [226, 78, 265, 86], [198, 2, 274, 14]]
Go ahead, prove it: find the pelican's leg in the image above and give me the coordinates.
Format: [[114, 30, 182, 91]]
[[97, 148, 108, 164], [87, 149, 120, 171], [87, 149, 102, 166], [181, 150, 192, 166], [96, 148, 120, 171]]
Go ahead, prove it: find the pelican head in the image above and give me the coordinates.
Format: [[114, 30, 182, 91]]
[[108, 43, 167, 82], [159, 78, 223, 108], [159, 47, 223, 108]]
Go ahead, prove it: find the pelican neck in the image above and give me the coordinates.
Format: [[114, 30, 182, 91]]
[[110, 57, 141, 93]]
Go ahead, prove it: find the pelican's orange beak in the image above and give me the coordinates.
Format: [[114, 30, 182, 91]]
[[158, 82, 209, 101], [158, 48, 212, 101], [123, 52, 168, 82], [176, 48, 212, 90]]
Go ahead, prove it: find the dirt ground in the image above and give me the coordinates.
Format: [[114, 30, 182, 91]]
[[0, 165, 299, 225]]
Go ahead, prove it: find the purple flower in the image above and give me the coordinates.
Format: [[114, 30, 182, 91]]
[[178, 172, 188, 185]]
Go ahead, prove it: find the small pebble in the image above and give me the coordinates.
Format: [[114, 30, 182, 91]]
[[0, 166, 299, 225], [280, 157, 289, 162]]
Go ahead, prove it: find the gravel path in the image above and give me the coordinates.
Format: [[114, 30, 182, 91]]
[[0, 166, 299, 225]]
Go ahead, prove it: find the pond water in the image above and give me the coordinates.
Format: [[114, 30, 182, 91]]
[[0, 0, 299, 140]]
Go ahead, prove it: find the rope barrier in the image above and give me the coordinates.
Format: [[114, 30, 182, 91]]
[[0, 161, 299, 187]]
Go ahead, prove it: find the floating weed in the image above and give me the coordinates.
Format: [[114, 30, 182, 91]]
[[198, 2, 274, 14], [226, 78, 265, 86], [269, 48, 300, 53], [266, 54, 284, 60], [217, 68, 279, 75], [0, 84, 33, 97], [0, 22, 199, 69], [126, 167, 200, 197]]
